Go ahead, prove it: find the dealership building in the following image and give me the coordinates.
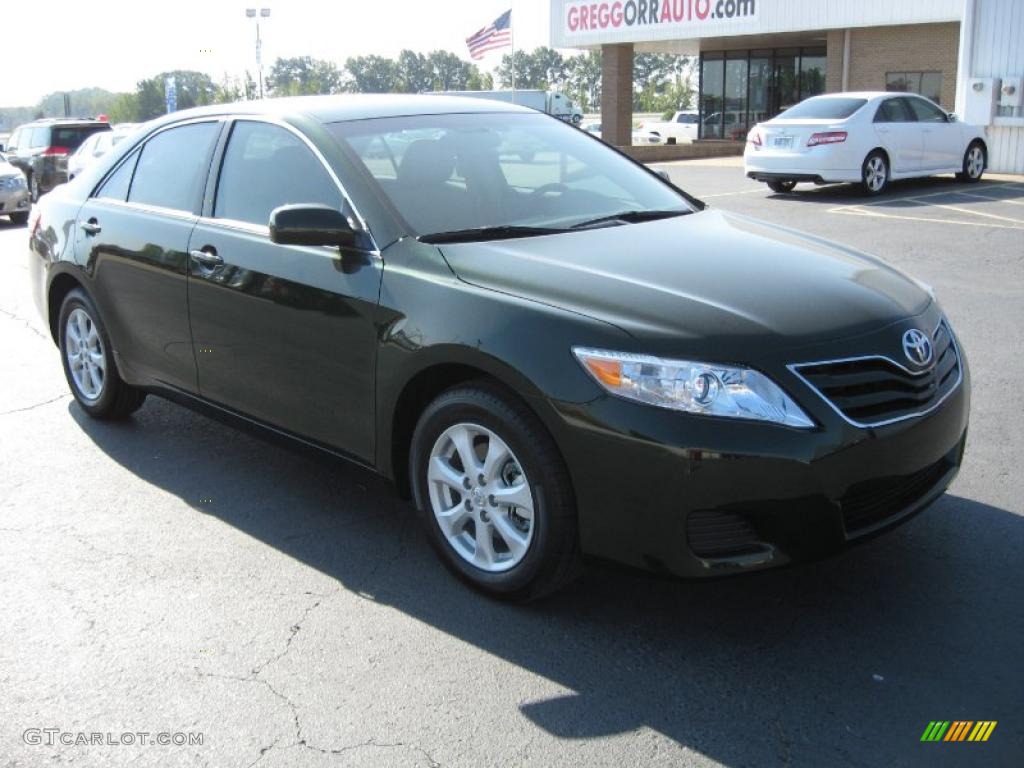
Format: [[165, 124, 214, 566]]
[[550, 0, 1024, 172]]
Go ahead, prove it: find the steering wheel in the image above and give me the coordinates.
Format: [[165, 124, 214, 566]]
[[530, 183, 570, 198]]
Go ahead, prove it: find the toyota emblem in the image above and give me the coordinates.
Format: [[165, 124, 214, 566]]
[[902, 328, 933, 366]]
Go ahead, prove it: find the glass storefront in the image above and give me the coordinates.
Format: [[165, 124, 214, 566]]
[[699, 47, 827, 140]]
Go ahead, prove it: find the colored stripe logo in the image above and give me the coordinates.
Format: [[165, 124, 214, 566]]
[[921, 721, 997, 742]]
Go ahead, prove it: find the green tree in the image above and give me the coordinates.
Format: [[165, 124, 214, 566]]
[[267, 57, 346, 96], [345, 55, 400, 93], [133, 70, 218, 119], [568, 50, 602, 111], [425, 50, 486, 91], [396, 50, 433, 93], [533, 47, 568, 89]]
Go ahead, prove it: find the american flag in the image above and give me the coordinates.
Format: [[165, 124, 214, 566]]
[[466, 10, 512, 60]]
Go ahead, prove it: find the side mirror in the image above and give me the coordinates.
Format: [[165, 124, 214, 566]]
[[655, 170, 671, 183], [947, 112, 958, 122], [269, 204, 360, 248]]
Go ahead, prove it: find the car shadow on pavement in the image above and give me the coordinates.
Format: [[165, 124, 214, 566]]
[[69, 399, 1023, 766], [762, 176, 1020, 205]]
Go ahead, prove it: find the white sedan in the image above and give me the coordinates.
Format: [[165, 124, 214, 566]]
[[582, 122, 662, 146], [744, 92, 987, 195]]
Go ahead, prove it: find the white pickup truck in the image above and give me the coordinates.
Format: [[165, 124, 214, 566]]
[[638, 110, 700, 144]]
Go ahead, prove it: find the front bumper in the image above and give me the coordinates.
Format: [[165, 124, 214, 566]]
[[549, 326, 971, 578]]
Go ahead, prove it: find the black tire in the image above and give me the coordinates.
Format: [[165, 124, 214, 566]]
[[571, 113, 582, 125], [58, 288, 146, 419], [861, 150, 889, 196], [9, 211, 29, 226], [957, 141, 985, 182], [766, 180, 797, 193], [410, 381, 581, 601]]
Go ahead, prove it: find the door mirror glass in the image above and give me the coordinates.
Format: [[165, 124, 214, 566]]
[[947, 112, 957, 122], [269, 204, 359, 247]]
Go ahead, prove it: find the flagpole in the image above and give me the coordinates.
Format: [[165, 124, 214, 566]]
[[510, 6, 516, 94]]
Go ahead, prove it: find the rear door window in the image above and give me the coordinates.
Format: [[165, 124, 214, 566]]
[[96, 150, 139, 202], [874, 99, 915, 123], [30, 128, 49, 148], [128, 122, 219, 213]]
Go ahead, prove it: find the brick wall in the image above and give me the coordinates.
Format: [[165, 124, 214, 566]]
[[601, 44, 634, 147], [829, 22, 961, 109]]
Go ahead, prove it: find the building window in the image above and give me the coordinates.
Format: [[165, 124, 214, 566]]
[[699, 47, 827, 140], [886, 71, 943, 105]]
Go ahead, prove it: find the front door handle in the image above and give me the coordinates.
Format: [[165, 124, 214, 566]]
[[80, 219, 101, 235], [190, 248, 223, 269]]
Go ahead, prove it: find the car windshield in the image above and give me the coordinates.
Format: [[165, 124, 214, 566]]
[[328, 112, 691, 238], [777, 97, 868, 120]]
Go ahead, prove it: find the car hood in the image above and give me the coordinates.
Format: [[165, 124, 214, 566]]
[[438, 209, 931, 356]]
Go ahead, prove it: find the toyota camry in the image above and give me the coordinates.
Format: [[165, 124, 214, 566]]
[[744, 92, 987, 195], [29, 95, 970, 599]]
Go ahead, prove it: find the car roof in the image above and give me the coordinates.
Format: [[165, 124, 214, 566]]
[[151, 94, 532, 128], [805, 91, 924, 101], [20, 118, 109, 127]]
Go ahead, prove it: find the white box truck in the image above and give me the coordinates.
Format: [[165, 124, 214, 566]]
[[434, 90, 584, 124]]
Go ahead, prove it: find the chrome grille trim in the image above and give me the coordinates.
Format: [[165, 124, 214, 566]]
[[787, 318, 963, 429]]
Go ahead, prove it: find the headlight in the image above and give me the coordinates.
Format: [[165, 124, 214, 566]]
[[573, 347, 815, 429]]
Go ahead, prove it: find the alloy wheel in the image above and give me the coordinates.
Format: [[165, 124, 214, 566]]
[[865, 156, 887, 192], [65, 307, 106, 401], [427, 422, 535, 572], [966, 146, 984, 178]]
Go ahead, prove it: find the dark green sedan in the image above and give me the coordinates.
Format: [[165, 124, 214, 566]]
[[29, 95, 969, 599]]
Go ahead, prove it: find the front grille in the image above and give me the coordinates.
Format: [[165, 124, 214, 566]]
[[791, 322, 961, 427], [841, 458, 951, 535], [687, 510, 762, 559]]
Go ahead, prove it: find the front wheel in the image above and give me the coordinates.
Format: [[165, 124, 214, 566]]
[[410, 382, 580, 600], [861, 151, 889, 195], [59, 289, 146, 419], [767, 180, 797, 194], [957, 142, 985, 182]]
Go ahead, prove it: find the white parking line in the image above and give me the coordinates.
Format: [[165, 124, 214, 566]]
[[830, 206, 1024, 230], [700, 188, 766, 198], [953, 190, 1024, 206], [827, 182, 1024, 229], [922, 201, 1024, 224]]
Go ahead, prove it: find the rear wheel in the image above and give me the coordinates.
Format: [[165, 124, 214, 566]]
[[957, 142, 985, 182], [861, 151, 889, 195], [766, 180, 797, 194], [59, 289, 146, 419], [410, 382, 580, 600], [9, 211, 29, 226]]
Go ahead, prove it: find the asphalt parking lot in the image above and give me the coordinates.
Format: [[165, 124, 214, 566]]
[[1, 161, 1022, 767]]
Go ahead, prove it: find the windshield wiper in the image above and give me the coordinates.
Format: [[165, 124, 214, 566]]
[[419, 225, 567, 244], [569, 209, 691, 230]]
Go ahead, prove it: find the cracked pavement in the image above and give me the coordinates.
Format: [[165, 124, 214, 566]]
[[1, 168, 1022, 768]]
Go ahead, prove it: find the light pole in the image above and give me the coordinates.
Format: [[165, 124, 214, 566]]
[[245, 7, 271, 99]]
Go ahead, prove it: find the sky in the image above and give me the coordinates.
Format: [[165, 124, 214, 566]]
[[3, 0, 558, 106]]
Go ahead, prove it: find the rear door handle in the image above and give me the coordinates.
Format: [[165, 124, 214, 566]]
[[80, 219, 101, 235], [189, 248, 223, 269]]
